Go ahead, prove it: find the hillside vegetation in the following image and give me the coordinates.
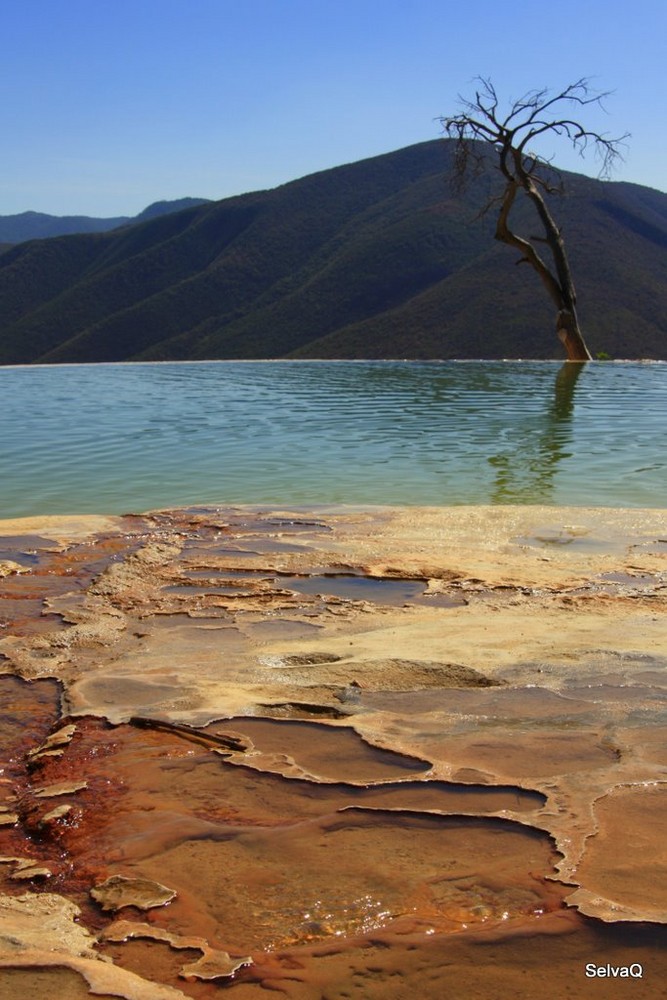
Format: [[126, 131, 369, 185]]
[[0, 141, 665, 363]]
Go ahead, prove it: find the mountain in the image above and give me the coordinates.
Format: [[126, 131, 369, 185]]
[[0, 141, 665, 364], [132, 199, 213, 223], [0, 198, 211, 243]]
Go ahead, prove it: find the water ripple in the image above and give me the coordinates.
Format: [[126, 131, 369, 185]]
[[1, 360, 665, 516]]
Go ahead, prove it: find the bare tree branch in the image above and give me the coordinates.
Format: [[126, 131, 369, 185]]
[[437, 78, 630, 360]]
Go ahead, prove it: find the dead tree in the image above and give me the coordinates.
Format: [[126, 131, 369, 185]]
[[439, 79, 629, 360]]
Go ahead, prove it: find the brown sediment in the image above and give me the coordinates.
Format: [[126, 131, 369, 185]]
[[0, 966, 113, 1000], [0, 504, 666, 998], [567, 784, 667, 921]]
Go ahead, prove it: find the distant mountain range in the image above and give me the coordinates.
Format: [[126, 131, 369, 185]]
[[0, 198, 211, 243], [0, 140, 665, 364]]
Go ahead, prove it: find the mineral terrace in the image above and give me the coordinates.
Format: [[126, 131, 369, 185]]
[[0, 505, 665, 999]]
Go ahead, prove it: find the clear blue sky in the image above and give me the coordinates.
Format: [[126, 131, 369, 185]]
[[2, 0, 665, 216]]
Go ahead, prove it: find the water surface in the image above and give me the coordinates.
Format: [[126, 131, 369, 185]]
[[1, 360, 665, 516]]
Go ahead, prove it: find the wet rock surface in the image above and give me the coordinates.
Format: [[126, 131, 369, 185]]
[[0, 504, 666, 997]]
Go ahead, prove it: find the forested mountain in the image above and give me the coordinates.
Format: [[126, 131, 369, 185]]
[[0, 140, 664, 364], [0, 198, 211, 243]]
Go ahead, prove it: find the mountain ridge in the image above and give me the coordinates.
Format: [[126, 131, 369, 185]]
[[0, 198, 212, 244], [0, 140, 664, 363]]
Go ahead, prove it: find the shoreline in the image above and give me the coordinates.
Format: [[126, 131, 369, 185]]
[[2, 497, 666, 532], [2, 358, 665, 369]]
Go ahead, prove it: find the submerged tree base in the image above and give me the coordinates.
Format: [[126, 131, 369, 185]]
[[557, 309, 592, 361]]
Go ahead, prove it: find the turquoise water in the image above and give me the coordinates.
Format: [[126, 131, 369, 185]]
[[1, 360, 665, 517]]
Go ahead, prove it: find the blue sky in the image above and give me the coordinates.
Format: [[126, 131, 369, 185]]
[[2, 0, 665, 216]]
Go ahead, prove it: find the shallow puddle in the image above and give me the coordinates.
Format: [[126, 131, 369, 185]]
[[138, 810, 563, 952], [210, 717, 431, 782], [244, 619, 322, 640], [271, 573, 465, 608], [137, 613, 235, 629], [165, 569, 468, 610], [165, 583, 256, 596], [240, 517, 332, 535], [0, 534, 60, 569], [235, 537, 314, 553], [0, 531, 140, 637], [514, 526, 619, 551], [278, 575, 428, 605], [0, 602, 66, 637], [206, 716, 431, 781]]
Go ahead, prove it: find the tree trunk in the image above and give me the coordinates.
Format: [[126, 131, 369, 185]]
[[556, 308, 592, 361], [522, 179, 592, 361], [494, 170, 593, 362]]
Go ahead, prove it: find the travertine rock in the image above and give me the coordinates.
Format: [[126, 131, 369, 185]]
[[91, 874, 177, 911]]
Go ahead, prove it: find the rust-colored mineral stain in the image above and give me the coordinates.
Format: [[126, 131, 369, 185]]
[[5, 714, 561, 958], [0, 530, 141, 636], [0, 677, 67, 889], [0, 675, 62, 779]]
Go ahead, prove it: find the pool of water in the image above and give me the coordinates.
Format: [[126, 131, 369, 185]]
[[1, 359, 665, 516]]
